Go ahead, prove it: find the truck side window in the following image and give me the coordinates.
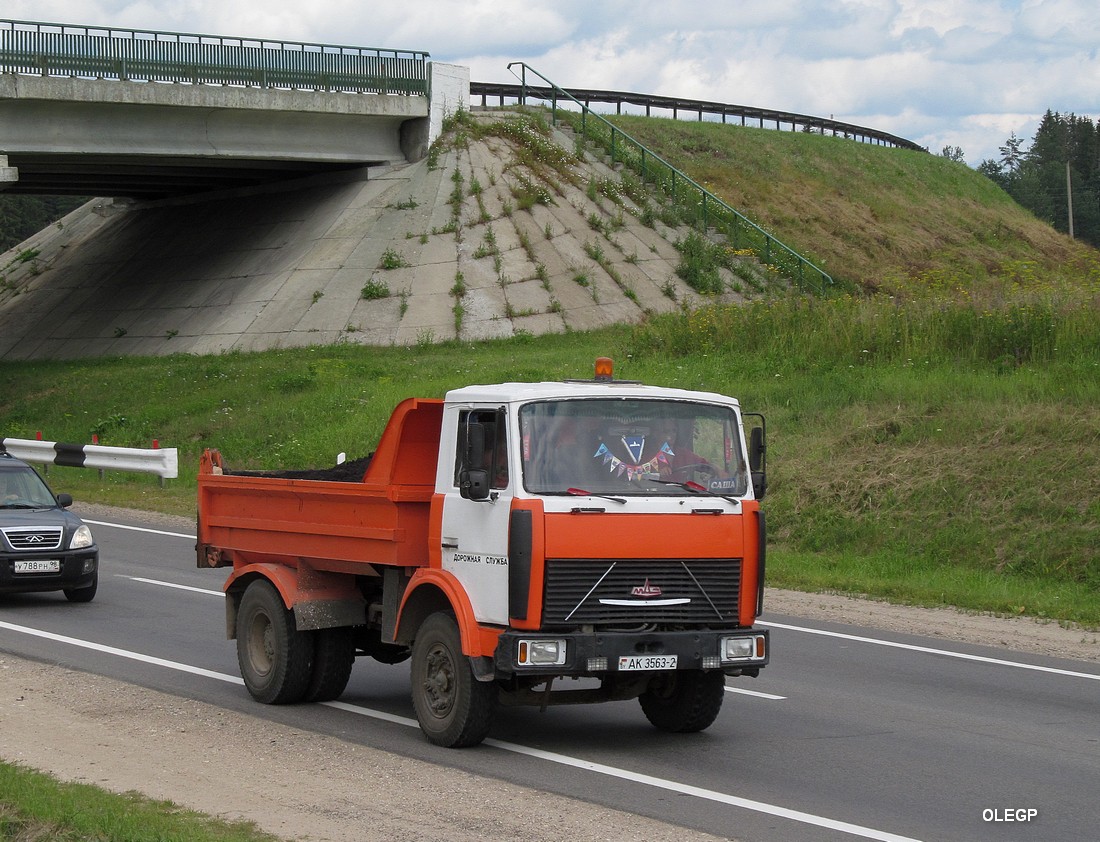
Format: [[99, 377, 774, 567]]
[[455, 410, 508, 490]]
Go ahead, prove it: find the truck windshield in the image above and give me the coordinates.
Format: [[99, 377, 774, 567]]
[[519, 399, 749, 497]]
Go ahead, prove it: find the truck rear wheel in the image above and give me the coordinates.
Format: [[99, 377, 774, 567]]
[[410, 612, 495, 747], [305, 627, 354, 703], [237, 580, 313, 704], [639, 670, 725, 732]]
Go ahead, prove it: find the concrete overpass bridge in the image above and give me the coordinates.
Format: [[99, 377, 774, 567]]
[[0, 18, 465, 200], [0, 19, 495, 360]]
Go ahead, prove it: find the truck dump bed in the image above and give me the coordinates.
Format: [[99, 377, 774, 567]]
[[197, 398, 443, 570]]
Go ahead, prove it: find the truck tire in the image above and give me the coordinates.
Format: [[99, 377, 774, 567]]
[[639, 670, 725, 732], [410, 612, 496, 748], [305, 627, 354, 703], [237, 580, 313, 705]]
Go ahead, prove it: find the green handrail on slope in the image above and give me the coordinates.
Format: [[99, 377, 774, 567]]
[[507, 62, 833, 294]]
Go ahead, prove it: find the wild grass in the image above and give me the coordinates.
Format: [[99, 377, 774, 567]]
[[605, 115, 1099, 296], [0, 761, 279, 842]]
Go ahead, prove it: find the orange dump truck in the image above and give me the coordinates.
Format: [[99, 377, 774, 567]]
[[197, 360, 769, 747]]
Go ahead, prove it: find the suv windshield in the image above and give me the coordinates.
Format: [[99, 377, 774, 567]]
[[519, 398, 748, 497], [0, 463, 60, 509]]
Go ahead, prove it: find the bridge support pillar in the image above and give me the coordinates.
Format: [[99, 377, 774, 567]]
[[429, 62, 470, 143], [0, 155, 18, 186]]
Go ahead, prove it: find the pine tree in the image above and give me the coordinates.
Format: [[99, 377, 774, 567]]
[[985, 112, 1100, 248]]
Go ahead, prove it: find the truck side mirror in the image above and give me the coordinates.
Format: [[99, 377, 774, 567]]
[[459, 421, 491, 501], [460, 468, 491, 501], [748, 423, 767, 500]]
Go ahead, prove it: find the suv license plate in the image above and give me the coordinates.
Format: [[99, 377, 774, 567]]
[[618, 655, 677, 671], [14, 559, 60, 573]]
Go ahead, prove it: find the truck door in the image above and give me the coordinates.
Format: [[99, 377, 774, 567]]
[[440, 408, 512, 625]]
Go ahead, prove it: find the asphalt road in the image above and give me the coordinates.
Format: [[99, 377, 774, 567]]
[[2, 512, 1098, 842]]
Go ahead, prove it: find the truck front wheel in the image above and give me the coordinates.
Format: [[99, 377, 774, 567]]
[[639, 669, 725, 732], [237, 580, 313, 704], [410, 612, 495, 747]]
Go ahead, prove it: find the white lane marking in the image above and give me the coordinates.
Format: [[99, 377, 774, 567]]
[[127, 576, 222, 596], [726, 686, 786, 700], [1, 618, 918, 842], [82, 519, 194, 540], [0, 619, 242, 685], [760, 620, 1100, 681], [329, 698, 916, 840], [476, 739, 923, 842]]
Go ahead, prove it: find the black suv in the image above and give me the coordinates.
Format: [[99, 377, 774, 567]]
[[0, 452, 99, 602]]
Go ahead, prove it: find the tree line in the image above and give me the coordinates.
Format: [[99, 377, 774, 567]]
[[975, 110, 1100, 249]]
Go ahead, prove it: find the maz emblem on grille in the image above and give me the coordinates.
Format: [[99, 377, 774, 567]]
[[599, 577, 691, 607]]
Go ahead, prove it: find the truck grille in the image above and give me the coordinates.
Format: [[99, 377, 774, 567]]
[[2, 527, 64, 551], [543, 558, 741, 626]]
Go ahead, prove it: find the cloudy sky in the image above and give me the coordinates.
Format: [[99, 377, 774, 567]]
[[7, 0, 1099, 166]]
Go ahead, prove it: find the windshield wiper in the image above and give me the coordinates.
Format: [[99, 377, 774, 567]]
[[642, 476, 740, 504], [566, 487, 627, 504]]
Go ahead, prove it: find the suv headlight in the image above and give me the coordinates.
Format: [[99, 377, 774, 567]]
[[69, 524, 95, 550]]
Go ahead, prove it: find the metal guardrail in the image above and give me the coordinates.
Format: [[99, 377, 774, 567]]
[[471, 82, 925, 153], [0, 18, 429, 95], [1, 437, 179, 479], [502, 63, 833, 294]]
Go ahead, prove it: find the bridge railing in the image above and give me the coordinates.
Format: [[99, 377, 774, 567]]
[[0, 19, 429, 95], [504, 63, 832, 295], [472, 81, 924, 153]]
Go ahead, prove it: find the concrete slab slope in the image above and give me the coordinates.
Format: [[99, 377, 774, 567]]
[[0, 112, 752, 360]]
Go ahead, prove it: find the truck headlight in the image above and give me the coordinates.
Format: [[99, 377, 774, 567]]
[[69, 524, 95, 550], [517, 639, 567, 666], [722, 634, 766, 662]]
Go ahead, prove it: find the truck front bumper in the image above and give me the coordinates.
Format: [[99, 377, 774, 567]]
[[493, 627, 769, 677]]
